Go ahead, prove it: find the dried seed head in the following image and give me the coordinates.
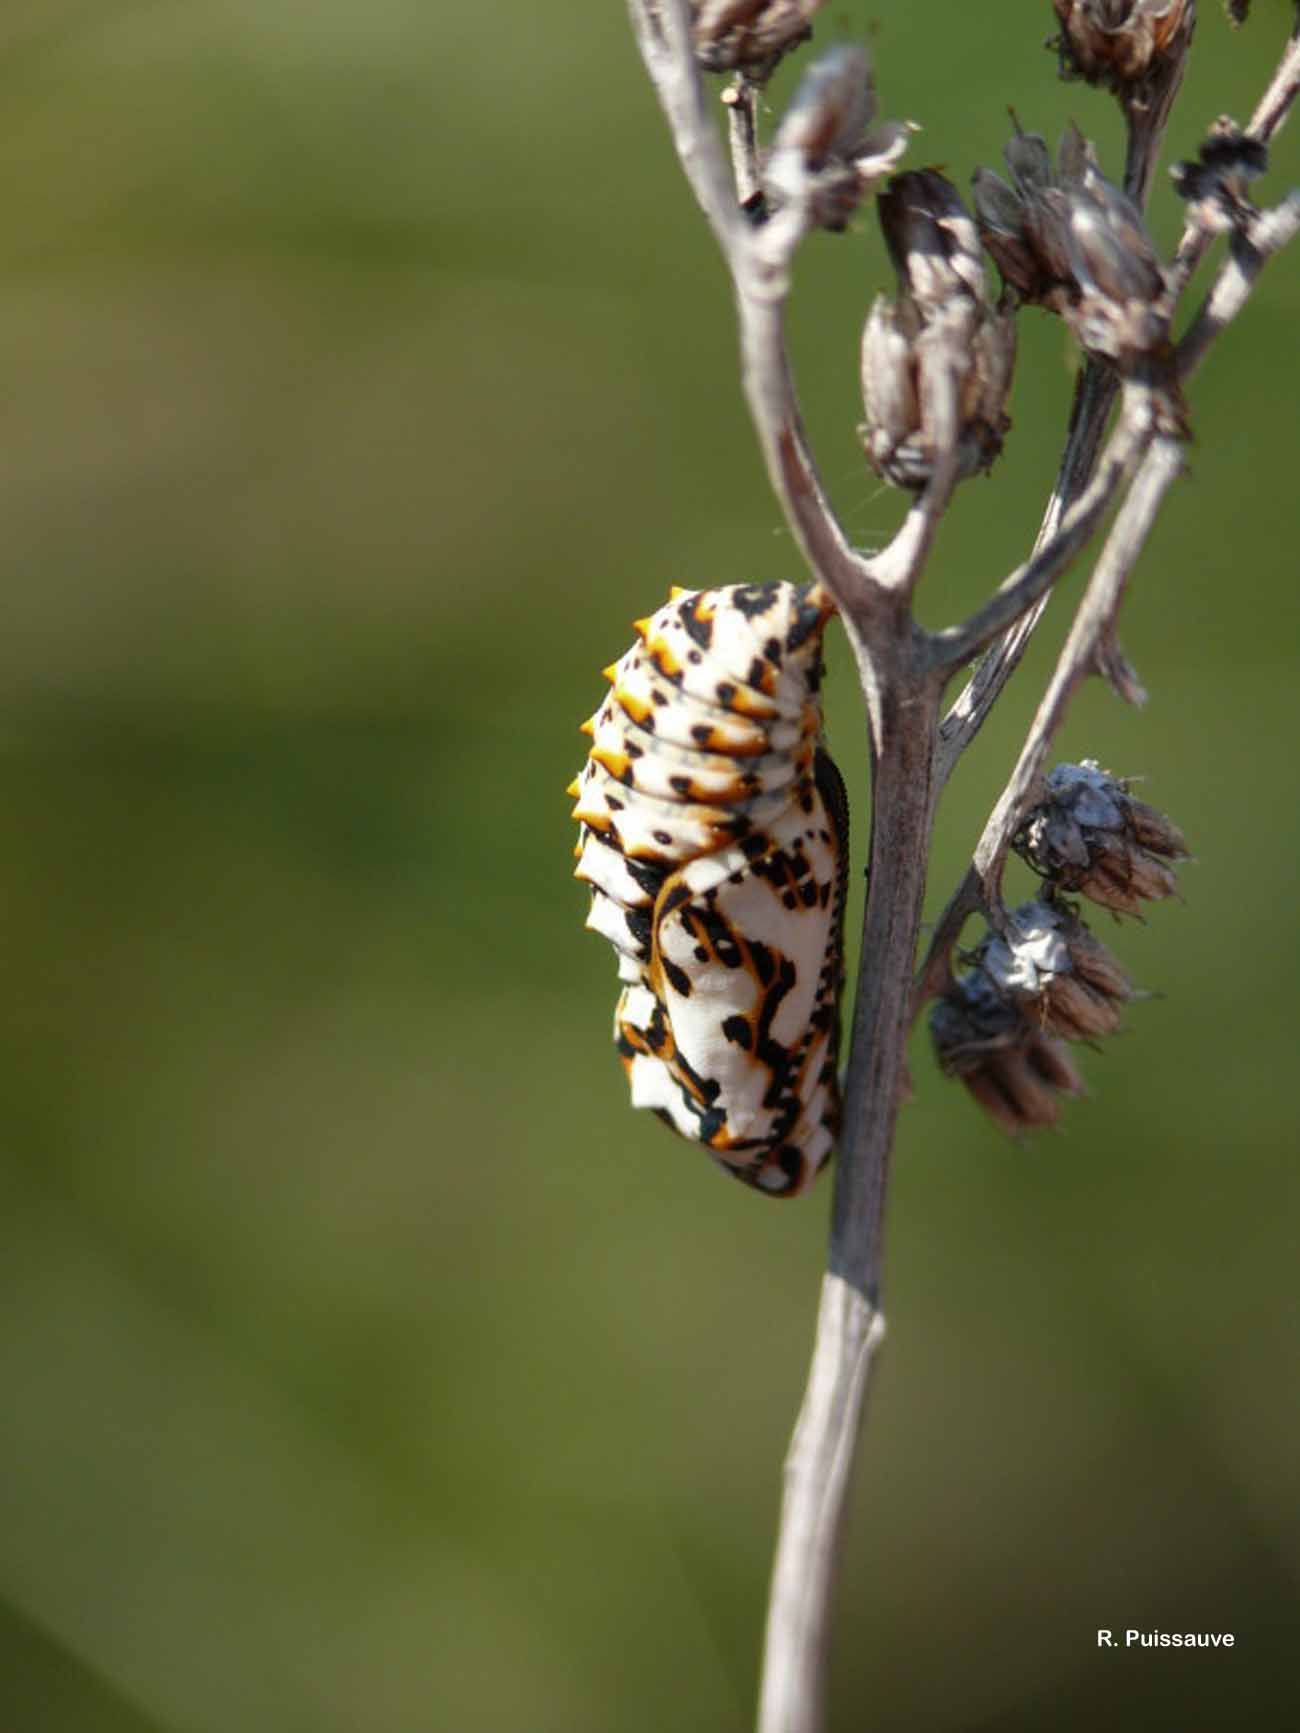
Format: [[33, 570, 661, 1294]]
[[878, 170, 987, 310], [860, 172, 1016, 489], [1171, 117, 1269, 236], [766, 46, 911, 231], [689, 0, 826, 81], [1015, 759, 1189, 916], [1051, 1, 1195, 97], [972, 127, 1076, 305], [974, 900, 1135, 1043], [931, 969, 1085, 1135], [973, 123, 1167, 367]]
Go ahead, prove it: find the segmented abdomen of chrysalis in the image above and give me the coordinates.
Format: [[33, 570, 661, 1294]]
[[569, 581, 849, 1197]]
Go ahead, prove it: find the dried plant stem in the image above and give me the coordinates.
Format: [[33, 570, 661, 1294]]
[[937, 362, 1119, 770], [724, 75, 764, 207], [1249, 22, 1300, 144], [759, 1275, 886, 1733], [927, 406, 1150, 682], [1177, 192, 1300, 374], [922, 182, 1300, 1002], [938, 73, 1172, 773], [922, 418, 1182, 990], [622, 5, 1300, 1731]]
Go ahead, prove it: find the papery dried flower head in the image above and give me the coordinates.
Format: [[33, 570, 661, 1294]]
[[765, 45, 912, 231], [1015, 760, 1189, 916], [974, 900, 1135, 1043], [1051, 1, 1195, 96], [689, 0, 826, 81], [931, 969, 1085, 1135], [860, 171, 1016, 489], [1171, 116, 1269, 236], [973, 122, 1167, 366], [878, 169, 987, 310]]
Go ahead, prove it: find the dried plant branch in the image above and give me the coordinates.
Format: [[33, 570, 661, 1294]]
[[915, 423, 1182, 1014], [935, 360, 1121, 770], [863, 343, 963, 596], [625, 14, 939, 1726], [1168, 25, 1300, 300], [923, 95, 1300, 1013], [1176, 191, 1300, 376], [760, 674, 940, 1733], [925, 405, 1152, 681], [736, 295, 882, 647], [627, 0, 749, 252], [723, 74, 764, 208], [614, 8, 1300, 1733], [1120, 24, 1190, 205], [759, 1276, 886, 1733], [920, 194, 1300, 1007], [1248, 19, 1300, 143], [936, 18, 1195, 774], [630, 2, 884, 641], [991, 426, 1181, 828], [927, 13, 1300, 992]]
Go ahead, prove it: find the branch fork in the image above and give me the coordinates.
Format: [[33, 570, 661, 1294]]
[[622, 3, 1300, 1727]]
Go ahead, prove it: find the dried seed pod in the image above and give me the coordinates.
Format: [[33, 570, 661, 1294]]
[[878, 169, 988, 310], [931, 970, 1084, 1135], [1015, 760, 1189, 917], [689, 0, 825, 81], [1171, 117, 1269, 236], [860, 171, 1016, 489], [975, 901, 1134, 1043], [1051, 1, 1195, 96], [973, 123, 1167, 367], [765, 45, 911, 232]]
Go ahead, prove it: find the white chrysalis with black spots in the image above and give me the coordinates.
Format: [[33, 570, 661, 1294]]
[[569, 581, 849, 1197]]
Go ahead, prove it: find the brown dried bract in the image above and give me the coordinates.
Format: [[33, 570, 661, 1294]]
[[974, 901, 1135, 1044], [1051, 0, 1195, 95], [931, 970, 1084, 1135], [973, 124, 1167, 367], [1015, 760, 1188, 917], [689, 0, 825, 81], [860, 171, 1016, 489]]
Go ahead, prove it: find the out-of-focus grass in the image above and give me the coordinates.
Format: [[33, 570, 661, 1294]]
[[0, 5, 1296, 1730]]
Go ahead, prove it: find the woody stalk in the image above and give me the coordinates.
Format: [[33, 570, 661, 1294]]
[[623, 3, 1300, 1729]]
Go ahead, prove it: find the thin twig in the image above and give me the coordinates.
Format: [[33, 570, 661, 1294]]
[[1167, 29, 1300, 304], [1176, 193, 1300, 378], [934, 45, 1184, 778], [915, 427, 1183, 1016], [626, 0, 748, 257], [736, 295, 883, 654], [983, 427, 1180, 905], [1248, 22, 1300, 144], [1122, 39, 1189, 206], [865, 311, 967, 596], [917, 182, 1300, 1012], [934, 362, 1120, 777], [628, 1, 881, 642], [925, 407, 1152, 677], [927, 15, 1300, 986], [759, 1276, 885, 1733], [723, 75, 763, 207]]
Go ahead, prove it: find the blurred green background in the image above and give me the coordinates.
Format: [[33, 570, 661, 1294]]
[[0, 4, 1296, 1729]]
